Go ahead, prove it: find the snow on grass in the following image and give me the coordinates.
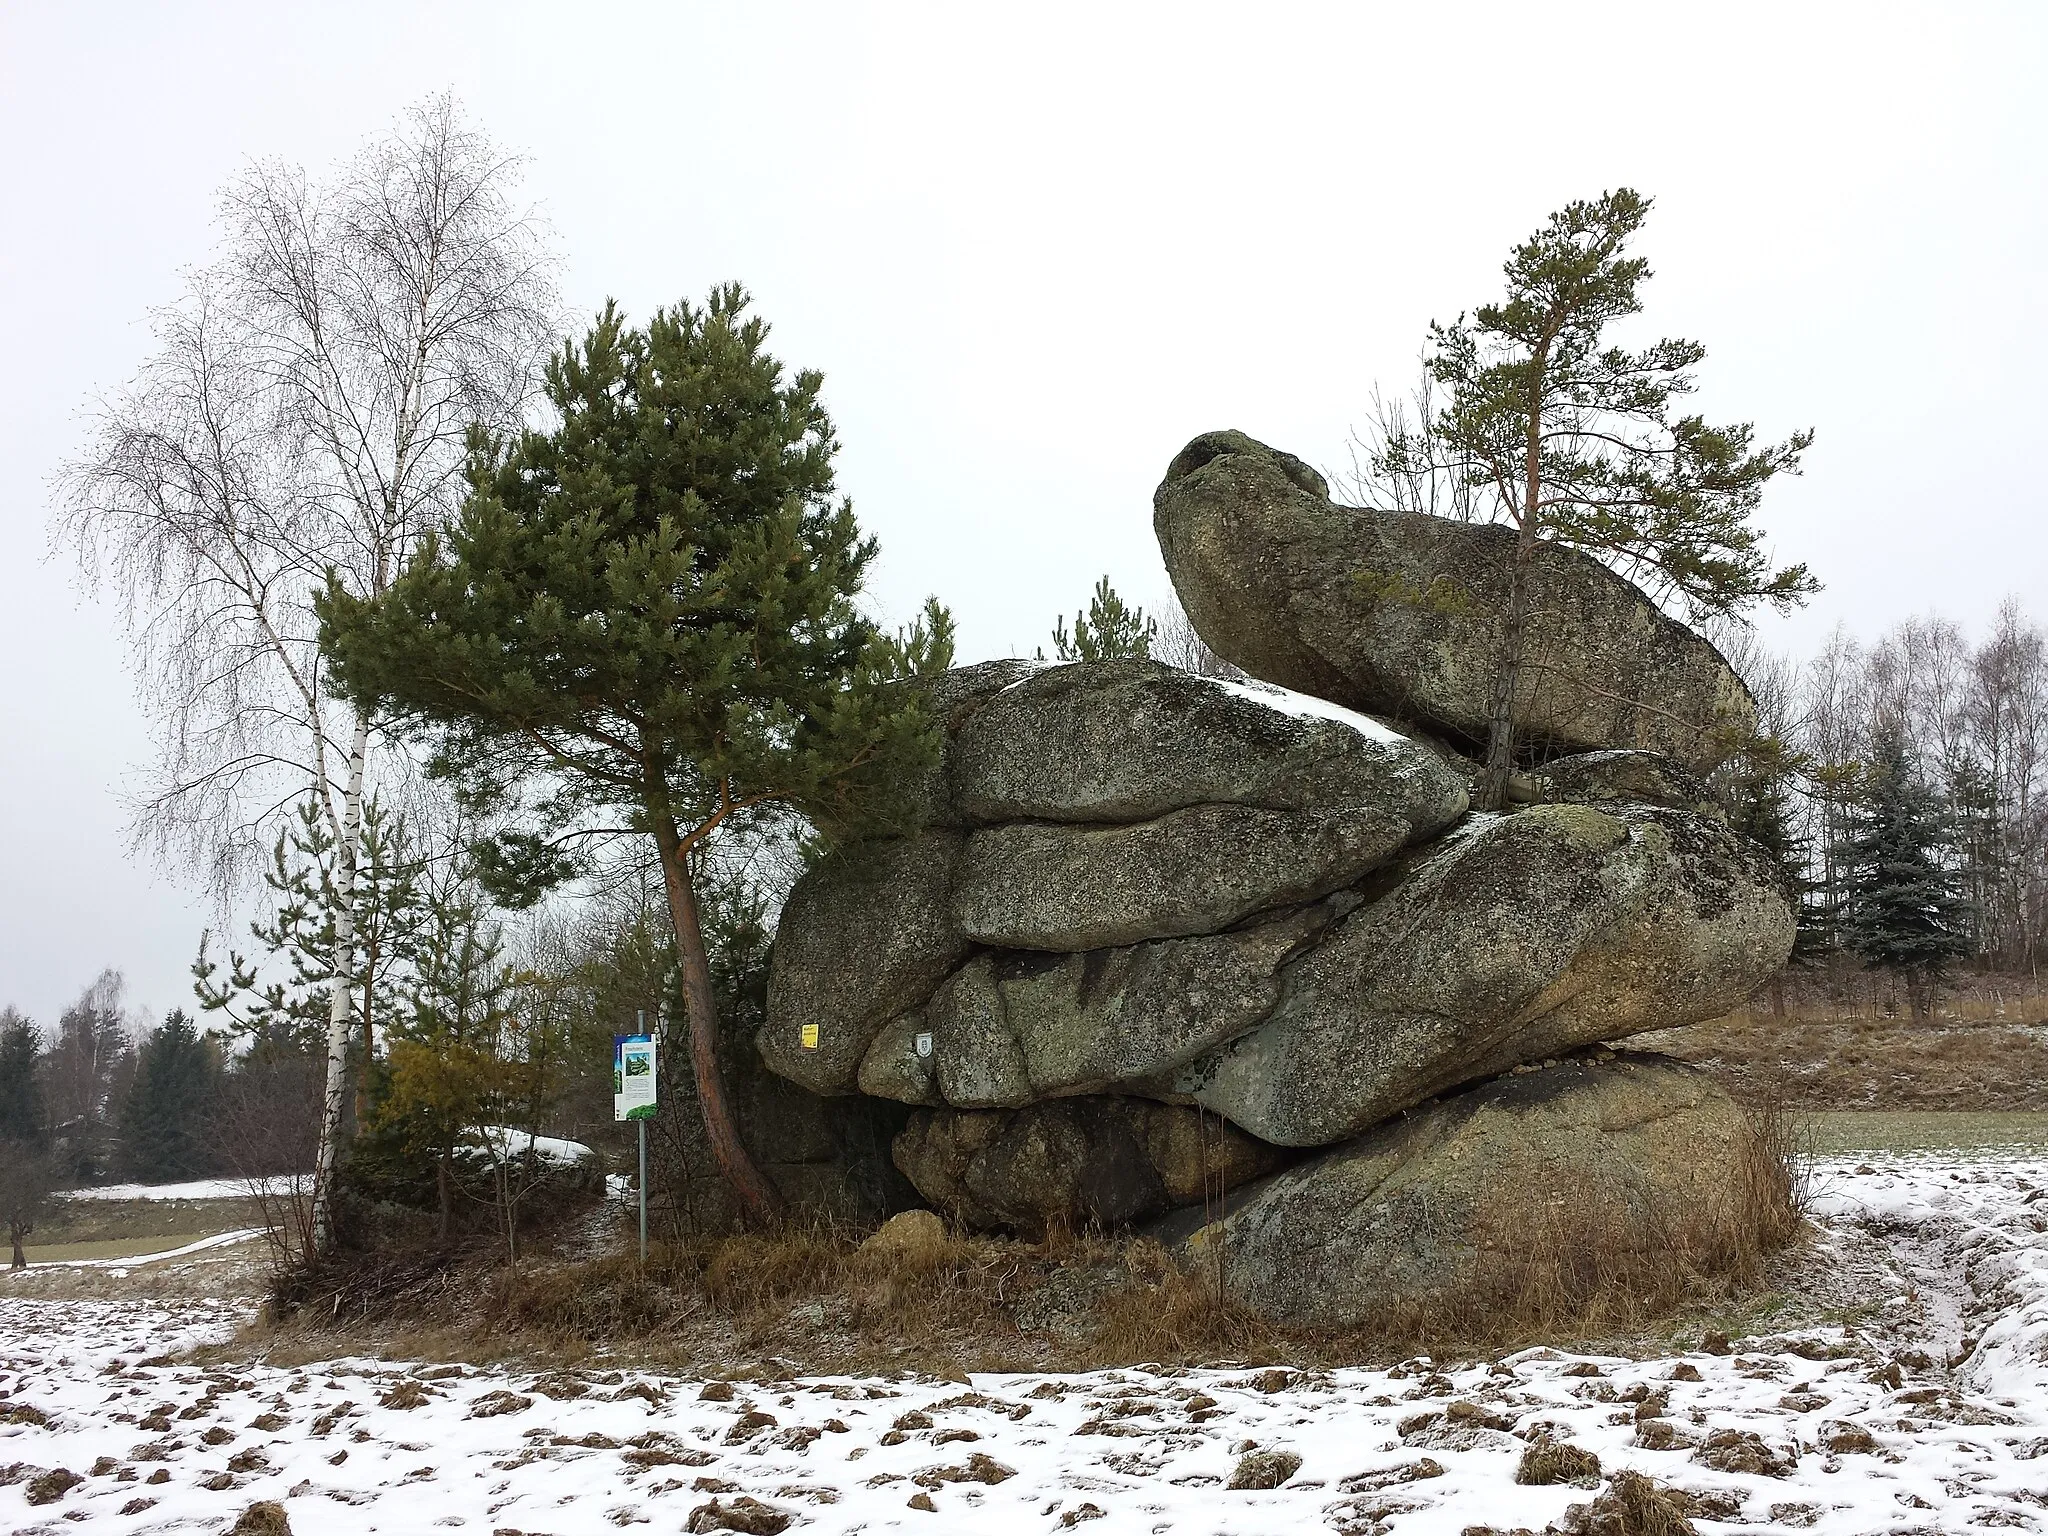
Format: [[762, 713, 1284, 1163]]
[[58, 1177, 305, 1203], [4, 1157, 2047, 1533], [14, 1230, 265, 1271]]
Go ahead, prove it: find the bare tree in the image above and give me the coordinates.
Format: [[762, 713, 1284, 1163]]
[[1153, 592, 1245, 680], [58, 93, 560, 1249], [1338, 370, 1480, 523]]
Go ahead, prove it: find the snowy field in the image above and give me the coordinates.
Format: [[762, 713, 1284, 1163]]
[[4, 1156, 2046, 1534]]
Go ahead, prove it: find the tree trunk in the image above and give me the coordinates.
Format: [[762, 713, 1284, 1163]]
[[650, 812, 785, 1226], [1476, 541, 1536, 811], [436, 1152, 452, 1243], [312, 710, 372, 1255], [9, 1224, 24, 1270]]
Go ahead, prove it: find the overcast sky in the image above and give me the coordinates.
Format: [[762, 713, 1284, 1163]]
[[2, 2, 2043, 1030]]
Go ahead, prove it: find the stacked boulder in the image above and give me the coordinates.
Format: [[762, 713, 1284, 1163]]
[[756, 431, 1795, 1327]]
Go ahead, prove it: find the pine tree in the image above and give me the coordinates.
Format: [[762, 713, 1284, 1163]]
[[320, 287, 953, 1221], [1407, 189, 1815, 807], [1043, 576, 1156, 662], [117, 1011, 222, 1182], [1836, 741, 1974, 1018]]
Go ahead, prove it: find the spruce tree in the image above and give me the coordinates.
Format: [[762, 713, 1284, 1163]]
[[1836, 741, 1974, 1018], [0, 1011, 43, 1146], [0, 1011, 49, 1267], [320, 287, 952, 1221], [118, 1011, 221, 1181]]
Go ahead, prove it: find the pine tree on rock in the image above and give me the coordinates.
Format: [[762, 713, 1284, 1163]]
[[1044, 576, 1156, 662], [320, 287, 953, 1222], [1401, 188, 1816, 808], [118, 1011, 222, 1182], [1837, 740, 1974, 1019]]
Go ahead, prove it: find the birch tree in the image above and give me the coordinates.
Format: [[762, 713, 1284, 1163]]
[[57, 93, 558, 1248]]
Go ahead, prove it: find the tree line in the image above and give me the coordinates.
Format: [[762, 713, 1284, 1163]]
[[0, 971, 298, 1266], [1723, 600, 2048, 1008]]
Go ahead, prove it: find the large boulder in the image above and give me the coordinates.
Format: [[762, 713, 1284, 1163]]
[[760, 658, 1466, 1085], [758, 831, 970, 1096], [1172, 1054, 1750, 1328], [947, 663, 1466, 950], [1152, 431, 1755, 763], [1170, 803, 1793, 1145], [857, 901, 1337, 1108], [953, 802, 1423, 951], [950, 659, 1463, 823], [895, 1096, 1292, 1236]]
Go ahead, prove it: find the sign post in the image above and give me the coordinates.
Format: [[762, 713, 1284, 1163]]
[[614, 1016, 658, 1264]]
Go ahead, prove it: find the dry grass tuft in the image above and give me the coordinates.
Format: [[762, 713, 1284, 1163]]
[[1084, 1240, 1284, 1367], [1559, 1470, 1699, 1536], [1515, 1436, 1601, 1485], [1358, 1096, 1810, 1352]]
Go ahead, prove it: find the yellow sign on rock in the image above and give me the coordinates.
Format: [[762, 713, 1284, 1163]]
[[800, 1022, 820, 1051]]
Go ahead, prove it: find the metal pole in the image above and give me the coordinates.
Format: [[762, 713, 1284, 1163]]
[[636, 1009, 648, 1265]]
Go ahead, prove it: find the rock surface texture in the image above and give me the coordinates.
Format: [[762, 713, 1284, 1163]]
[[752, 435, 1795, 1323], [1174, 1054, 1751, 1329], [1151, 430, 1756, 763]]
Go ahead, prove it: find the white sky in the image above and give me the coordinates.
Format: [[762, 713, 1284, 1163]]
[[2, 2, 2044, 1029]]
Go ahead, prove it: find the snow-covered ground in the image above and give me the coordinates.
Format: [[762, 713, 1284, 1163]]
[[4, 1156, 2046, 1534], [58, 1177, 303, 1204]]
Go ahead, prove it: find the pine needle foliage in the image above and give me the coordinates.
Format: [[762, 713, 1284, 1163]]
[[1392, 188, 1816, 806], [320, 286, 954, 1220], [1044, 576, 1156, 663]]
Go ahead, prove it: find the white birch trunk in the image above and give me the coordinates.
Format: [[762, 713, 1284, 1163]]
[[311, 708, 371, 1254]]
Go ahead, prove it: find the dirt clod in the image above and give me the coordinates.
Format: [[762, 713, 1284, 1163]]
[[1692, 1428, 1793, 1477], [25, 1468, 82, 1505]]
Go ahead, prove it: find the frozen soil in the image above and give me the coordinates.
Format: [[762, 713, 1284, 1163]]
[[4, 1157, 2047, 1534]]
